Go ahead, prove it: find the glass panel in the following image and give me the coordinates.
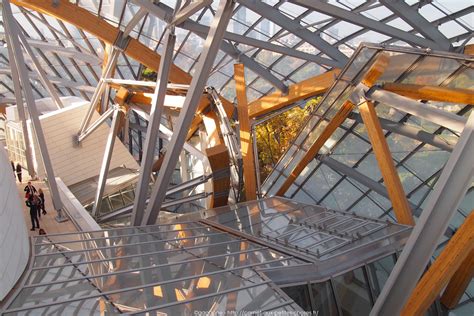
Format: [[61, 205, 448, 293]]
[[282, 284, 313, 312], [333, 267, 372, 316], [311, 281, 339, 316], [366, 255, 396, 300]]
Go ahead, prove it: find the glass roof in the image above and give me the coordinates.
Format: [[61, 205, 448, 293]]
[[0, 0, 472, 104], [3, 218, 303, 314], [3, 197, 413, 314]]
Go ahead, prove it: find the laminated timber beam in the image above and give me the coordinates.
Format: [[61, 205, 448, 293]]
[[401, 211, 474, 315], [464, 44, 474, 56], [276, 100, 355, 196], [11, 0, 190, 84], [206, 144, 231, 208], [359, 100, 415, 226], [382, 83, 474, 105], [248, 69, 340, 118], [12, 0, 234, 133], [440, 247, 474, 309], [235, 63, 257, 201], [275, 53, 389, 196]]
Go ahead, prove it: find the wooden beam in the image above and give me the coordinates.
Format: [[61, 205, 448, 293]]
[[361, 53, 390, 87], [401, 211, 474, 315], [202, 111, 223, 147], [11, 0, 191, 84], [248, 69, 340, 118], [464, 44, 474, 56], [114, 87, 129, 106], [440, 248, 474, 309], [13, 0, 235, 132], [382, 83, 474, 105], [276, 100, 354, 196], [359, 101, 415, 226], [275, 53, 390, 196], [206, 144, 230, 208], [235, 63, 257, 201]]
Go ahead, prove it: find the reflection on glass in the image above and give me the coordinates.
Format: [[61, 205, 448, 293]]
[[311, 281, 339, 316], [333, 268, 372, 316], [366, 255, 396, 300], [282, 284, 313, 312]]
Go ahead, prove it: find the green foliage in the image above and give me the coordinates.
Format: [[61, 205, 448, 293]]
[[142, 67, 157, 81], [255, 97, 321, 181]]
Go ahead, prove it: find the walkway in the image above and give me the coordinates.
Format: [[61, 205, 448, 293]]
[[14, 174, 81, 248]]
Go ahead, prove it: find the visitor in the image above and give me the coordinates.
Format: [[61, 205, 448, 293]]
[[26, 196, 39, 231], [15, 163, 22, 183], [11, 161, 15, 177], [38, 188, 47, 215], [33, 195, 42, 219], [24, 181, 37, 199]]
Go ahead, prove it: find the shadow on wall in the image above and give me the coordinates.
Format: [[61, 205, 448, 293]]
[[0, 146, 29, 301]]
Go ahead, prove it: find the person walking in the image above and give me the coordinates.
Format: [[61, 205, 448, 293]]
[[26, 196, 40, 231], [38, 188, 47, 215], [16, 162, 22, 183]]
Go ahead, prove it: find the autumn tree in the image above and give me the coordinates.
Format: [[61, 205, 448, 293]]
[[255, 97, 321, 181]]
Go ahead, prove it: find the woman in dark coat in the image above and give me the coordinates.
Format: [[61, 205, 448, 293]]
[[38, 188, 47, 215], [16, 163, 22, 183], [26, 196, 40, 231]]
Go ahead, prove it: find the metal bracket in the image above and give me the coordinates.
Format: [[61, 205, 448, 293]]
[[113, 31, 131, 51]]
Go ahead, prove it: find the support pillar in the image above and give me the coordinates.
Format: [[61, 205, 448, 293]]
[[370, 110, 474, 315], [142, 0, 235, 225], [4, 20, 36, 179], [131, 29, 176, 226], [91, 106, 126, 216], [359, 100, 414, 226], [234, 63, 257, 201], [3, 0, 64, 218]]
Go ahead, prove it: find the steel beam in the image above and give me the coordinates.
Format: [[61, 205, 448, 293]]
[[146, 1, 288, 92], [370, 111, 474, 315], [288, 0, 441, 50], [216, 39, 289, 93], [77, 48, 120, 136], [380, 0, 452, 51], [142, 0, 235, 225], [79, 107, 116, 144], [130, 107, 207, 162], [2, 0, 63, 215], [131, 29, 176, 226], [179, 20, 340, 67], [15, 23, 64, 109], [368, 88, 467, 134], [91, 106, 125, 217], [349, 112, 455, 152], [319, 156, 418, 212], [0, 67, 96, 93], [171, 0, 212, 26], [237, 0, 348, 66], [4, 28, 36, 178]]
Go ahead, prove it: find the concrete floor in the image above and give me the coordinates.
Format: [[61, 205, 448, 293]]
[[14, 172, 79, 244]]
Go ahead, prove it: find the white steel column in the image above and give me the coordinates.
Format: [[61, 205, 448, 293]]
[[2, 0, 64, 218], [4, 23, 36, 179], [16, 26, 64, 109], [131, 29, 176, 226], [142, 0, 235, 225], [371, 111, 474, 315], [91, 106, 126, 216]]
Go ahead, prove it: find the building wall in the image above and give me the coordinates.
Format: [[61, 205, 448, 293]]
[[28, 103, 139, 186], [0, 145, 29, 301]]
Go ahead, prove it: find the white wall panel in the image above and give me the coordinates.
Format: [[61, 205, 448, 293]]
[[29, 103, 139, 186], [0, 146, 29, 301]]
